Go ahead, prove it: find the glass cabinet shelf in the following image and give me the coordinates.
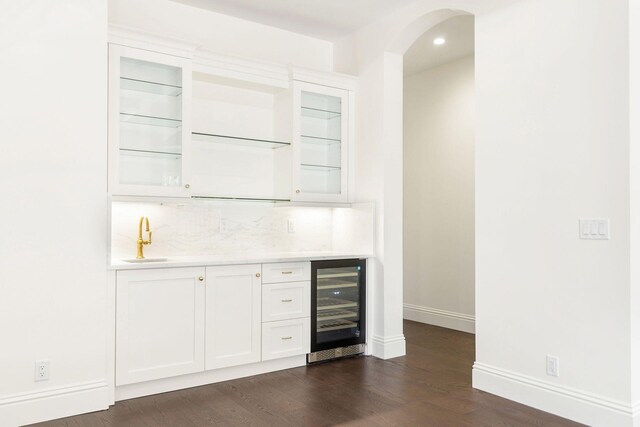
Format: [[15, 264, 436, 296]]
[[120, 77, 182, 96], [301, 106, 342, 120], [301, 135, 341, 145], [192, 132, 289, 149], [191, 196, 291, 203], [301, 163, 341, 171], [120, 112, 182, 128], [120, 148, 182, 160]]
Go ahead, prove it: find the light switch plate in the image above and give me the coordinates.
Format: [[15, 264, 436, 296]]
[[579, 219, 610, 240]]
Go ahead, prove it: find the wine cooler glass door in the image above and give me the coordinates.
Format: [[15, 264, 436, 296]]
[[312, 260, 365, 352]]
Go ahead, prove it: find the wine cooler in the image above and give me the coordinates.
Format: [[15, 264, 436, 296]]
[[308, 259, 366, 363]]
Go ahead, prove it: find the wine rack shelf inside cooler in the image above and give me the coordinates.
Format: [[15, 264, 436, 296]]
[[317, 279, 358, 290], [317, 309, 358, 321], [317, 270, 359, 279], [317, 297, 357, 310], [317, 318, 357, 332]]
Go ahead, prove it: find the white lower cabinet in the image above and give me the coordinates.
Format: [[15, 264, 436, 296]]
[[205, 264, 262, 370], [262, 318, 310, 361], [115, 262, 310, 389], [116, 267, 206, 385]]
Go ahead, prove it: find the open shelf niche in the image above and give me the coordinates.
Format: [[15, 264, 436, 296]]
[[188, 72, 292, 201]]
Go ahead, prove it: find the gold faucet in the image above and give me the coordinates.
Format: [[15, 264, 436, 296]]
[[136, 216, 152, 259]]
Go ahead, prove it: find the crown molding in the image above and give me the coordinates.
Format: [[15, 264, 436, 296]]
[[108, 24, 197, 59]]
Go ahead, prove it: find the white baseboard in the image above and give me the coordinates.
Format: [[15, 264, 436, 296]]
[[371, 334, 406, 359], [115, 355, 306, 401], [403, 303, 475, 334], [0, 380, 109, 427], [473, 362, 639, 427]]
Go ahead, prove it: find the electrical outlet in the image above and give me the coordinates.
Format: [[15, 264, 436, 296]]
[[546, 355, 559, 377], [35, 360, 49, 381], [287, 219, 295, 233]]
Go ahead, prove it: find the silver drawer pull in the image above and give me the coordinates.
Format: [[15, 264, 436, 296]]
[[281, 299, 293, 303], [281, 271, 293, 275], [281, 336, 292, 340]]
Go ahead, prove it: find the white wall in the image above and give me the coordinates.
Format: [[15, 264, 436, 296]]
[[403, 55, 475, 333], [339, 0, 637, 424], [473, 0, 631, 421], [109, 0, 333, 71], [630, 0, 640, 419], [0, 1, 109, 426]]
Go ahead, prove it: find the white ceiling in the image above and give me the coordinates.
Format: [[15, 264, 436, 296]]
[[404, 15, 475, 76], [170, 0, 419, 40]]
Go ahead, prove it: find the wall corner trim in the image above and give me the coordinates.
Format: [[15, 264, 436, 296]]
[[473, 362, 636, 426], [0, 380, 109, 427], [371, 334, 406, 360]]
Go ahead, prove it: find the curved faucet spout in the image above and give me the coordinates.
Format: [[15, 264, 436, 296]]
[[136, 216, 152, 259]]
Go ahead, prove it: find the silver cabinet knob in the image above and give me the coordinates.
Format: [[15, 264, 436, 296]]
[[295, 189, 300, 194], [198, 276, 204, 282], [256, 273, 261, 278], [185, 184, 190, 189]]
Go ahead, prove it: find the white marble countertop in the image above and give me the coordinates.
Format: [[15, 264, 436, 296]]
[[109, 251, 374, 270]]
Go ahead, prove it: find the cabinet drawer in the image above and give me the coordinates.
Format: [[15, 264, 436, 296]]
[[262, 318, 310, 361], [262, 281, 310, 322], [262, 262, 310, 284]]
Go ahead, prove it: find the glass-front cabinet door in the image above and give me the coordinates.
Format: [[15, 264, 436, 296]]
[[108, 45, 191, 197], [292, 81, 349, 203], [311, 259, 366, 352]]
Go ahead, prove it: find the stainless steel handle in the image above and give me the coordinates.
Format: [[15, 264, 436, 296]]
[[256, 273, 261, 278], [198, 276, 204, 282], [281, 336, 292, 340], [281, 299, 293, 303], [281, 271, 293, 275]]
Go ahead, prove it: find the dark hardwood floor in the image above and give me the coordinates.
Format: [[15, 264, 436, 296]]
[[34, 321, 582, 426]]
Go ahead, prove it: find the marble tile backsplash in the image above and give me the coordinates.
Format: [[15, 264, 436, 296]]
[[110, 200, 374, 260]]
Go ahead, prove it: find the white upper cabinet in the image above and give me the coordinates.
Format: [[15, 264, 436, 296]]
[[291, 81, 350, 203], [108, 45, 192, 197], [107, 39, 356, 203]]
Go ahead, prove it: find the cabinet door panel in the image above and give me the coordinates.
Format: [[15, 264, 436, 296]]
[[108, 44, 192, 197], [116, 267, 205, 385], [292, 81, 349, 203], [205, 264, 261, 370]]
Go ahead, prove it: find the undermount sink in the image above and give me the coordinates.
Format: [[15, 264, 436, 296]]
[[122, 258, 168, 264]]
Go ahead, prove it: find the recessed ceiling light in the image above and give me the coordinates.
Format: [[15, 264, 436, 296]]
[[433, 37, 446, 46]]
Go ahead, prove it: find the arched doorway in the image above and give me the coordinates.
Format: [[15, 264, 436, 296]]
[[348, 3, 477, 360], [402, 15, 476, 334]]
